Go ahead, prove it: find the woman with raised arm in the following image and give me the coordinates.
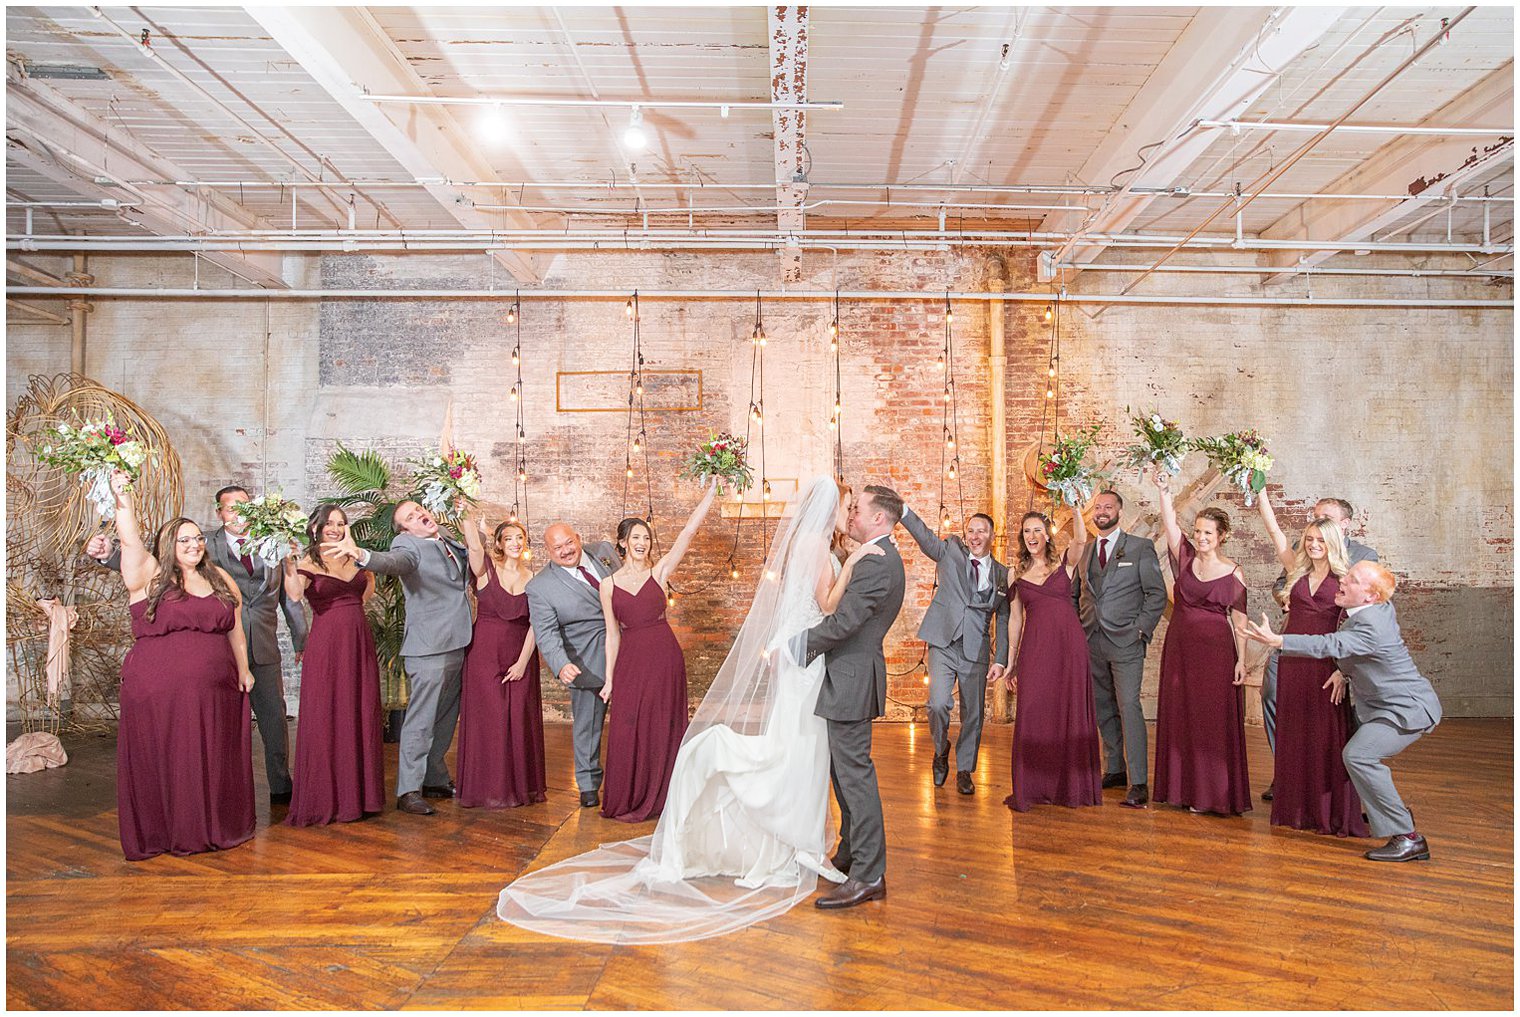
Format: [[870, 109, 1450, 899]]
[[457, 513, 545, 809], [1001, 503, 1102, 811], [1152, 468, 1252, 816], [108, 469, 256, 860], [597, 480, 722, 821], [1256, 491, 1368, 836], [282, 504, 383, 827]]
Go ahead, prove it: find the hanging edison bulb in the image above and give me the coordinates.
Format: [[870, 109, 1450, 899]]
[[512, 345, 520, 366], [947, 461, 958, 480], [518, 467, 527, 483], [1044, 304, 1054, 322], [666, 592, 675, 607], [729, 563, 740, 580], [625, 298, 635, 319], [828, 414, 838, 431], [1046, 385, 1055, 399], [635, 380, 644, 396], [510, 384, 518, 402], [632, 434, 642, 453], [762, 480, 772, 500], [945, 430, 955, 449], [507, 303, 518, 324], [625, 465, 634, 478], [1048, 363, 1056, 378], [943, 387, 952, 403]]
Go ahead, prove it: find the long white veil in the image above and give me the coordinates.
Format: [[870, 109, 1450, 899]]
[[496, 476, 842, 944]]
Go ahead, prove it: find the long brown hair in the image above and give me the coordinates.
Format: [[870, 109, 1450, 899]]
[[832, 479, 853, 556], [491, 520, 529, 565], [145, 517, 237, 622], [303, 504, 347, 573], [1016, 511, 1060, 576]]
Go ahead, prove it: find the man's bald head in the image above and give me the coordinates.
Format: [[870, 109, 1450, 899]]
[[543, 522, 584, 567]]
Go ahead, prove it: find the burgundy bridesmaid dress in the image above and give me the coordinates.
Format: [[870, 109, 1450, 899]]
[[1272, 573, 1369, 837], [285, 569, 385, 826], [457, 566, 545, 809], [600, 578, 689, 822], [116, 593, 255, 860], [1005, 555, 1103, 812], [1153, 536, 1252, 816]]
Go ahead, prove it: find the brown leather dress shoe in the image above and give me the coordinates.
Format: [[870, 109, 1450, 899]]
[[956, 770, 974, 795], [396, 791, 436, 815], [1121, 783, 1149, 809], [1101, 771, 1128, 790], [422, 782, 456, 799], [1261, 782, 1275, 802], [1365, 834, 1430, 862], [815, 876, 886, 910], [932, 750, 950, 788]]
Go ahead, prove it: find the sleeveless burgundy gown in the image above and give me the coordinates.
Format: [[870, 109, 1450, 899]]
[[286, 568, 385, 826], [1005, 555, 1102, 811], [117, 593, 255, 860], [457, 565, 546, 809], [601, 578, 689, 822], [1272, 573, 1369, 836], [1153, 536, 1252, 816]]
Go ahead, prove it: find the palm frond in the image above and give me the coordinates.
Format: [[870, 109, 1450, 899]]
[[327, 442, 392, 496]]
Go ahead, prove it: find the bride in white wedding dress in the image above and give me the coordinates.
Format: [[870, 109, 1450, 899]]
[[497, 475, 882, 944]]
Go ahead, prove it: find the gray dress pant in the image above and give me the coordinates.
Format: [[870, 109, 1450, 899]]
[[397, 648, 465, 797], [1261, 650, 1280, 753], [926, 645, 987, 773], [828, 718, 886, 884], [1343, 718, 1429, 837], [569, 686, 609, 792], [249, 661, 291, 796], [1089, 630, 1148, 785]]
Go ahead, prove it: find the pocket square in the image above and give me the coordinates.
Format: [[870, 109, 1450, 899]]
[[1117, 562, 1134, 567]]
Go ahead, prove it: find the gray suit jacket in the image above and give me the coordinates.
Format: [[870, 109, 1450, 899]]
[[900, 508, 1010, 667], [362, 532, 473, 659], [1280, 600, 1441, 732], [1273, 539, 1378, 597], [204, 526, 310, 667], [525, 540, 621, 691], [806, 537, 907, 723], [1073, 530, 1167, 647], [97, 529, 308, 667]]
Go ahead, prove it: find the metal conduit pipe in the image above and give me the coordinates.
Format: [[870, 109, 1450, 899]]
[[5, 286, 1510, 310], [1056, 263, 1514, 278]]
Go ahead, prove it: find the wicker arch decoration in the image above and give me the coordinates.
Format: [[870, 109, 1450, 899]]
[[6, 374, 183, 733]]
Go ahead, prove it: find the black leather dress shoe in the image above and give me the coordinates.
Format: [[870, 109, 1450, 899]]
[[1261, 782, 1275, 802], [396, 791, 436, 816], [932, 750, 950, 788], [815, 876, 886, 910], [1121, 783, 1149, 809], [956, 770, 974, 795], [422, 782, 456, 799], [1365, 834, 1430, 862], [269, 791, 292, 805], [829, 851, 851, 877], [1101, 771, 1128, 790], [579, 790, 599, 808]]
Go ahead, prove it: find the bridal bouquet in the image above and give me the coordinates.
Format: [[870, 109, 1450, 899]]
[[1191, 429, 1273, 506], [33, 415, 157, 520], [409, 448, 482, 522], [1038, 423, 1105, 507], [234, 492, 309, 567], [680, 431, 754, 492], [1120, 408, 1187, 479]]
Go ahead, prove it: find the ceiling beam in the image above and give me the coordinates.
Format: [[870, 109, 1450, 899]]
[[769, 5, 809, 283], [1260, 64, 1515, 281], [1042, 7, 1345, 277], [247, 5, 540, 284], [6, 77, 291, 288]]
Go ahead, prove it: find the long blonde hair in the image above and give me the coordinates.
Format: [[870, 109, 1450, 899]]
[[1279, 516, 1350, 606], [832, 478, 852, 557]]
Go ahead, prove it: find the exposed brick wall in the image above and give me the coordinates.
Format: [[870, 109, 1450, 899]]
[[5, 249, 1513, 720]]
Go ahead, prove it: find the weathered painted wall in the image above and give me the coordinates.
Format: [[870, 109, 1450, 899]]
[[6, 249, 1512, 718]]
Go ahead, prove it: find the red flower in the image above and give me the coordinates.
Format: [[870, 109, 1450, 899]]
[[106, 428, 127, 445], [448, 466, 463, 479], [1043, 461, 1056, 475]]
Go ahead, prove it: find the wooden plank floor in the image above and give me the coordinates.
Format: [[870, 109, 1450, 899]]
[[6, 718, 1513, 1010]]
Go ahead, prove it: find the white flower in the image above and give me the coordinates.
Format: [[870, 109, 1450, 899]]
[[1149, 414, 1163, 431], [457, 472, 482, 498], [282, 507, 306, 526], [117, 442, 148, 468]]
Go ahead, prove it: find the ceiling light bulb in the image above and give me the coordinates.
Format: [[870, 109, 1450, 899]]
[[623, 105, 648, 151], [477, 104, 512, 146]]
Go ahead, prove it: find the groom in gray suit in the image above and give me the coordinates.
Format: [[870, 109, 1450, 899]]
[[900, 506, 1010, 794], [806, 484, 907, 910], [1073, 489, 1167, 809], [335, 499, 473, 815], [1241, 560, 1441, 862], [527, 522, 622, 808], [87, 484, 308, 803]]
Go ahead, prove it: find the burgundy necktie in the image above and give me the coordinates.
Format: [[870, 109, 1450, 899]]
[[578, 566, 601, 591], [1098, 538, 1109, 569], [239, 551, 255, 576], [969, 558, 981, 588]]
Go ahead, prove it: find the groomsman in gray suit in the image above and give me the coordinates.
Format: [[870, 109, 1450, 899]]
[[527, 522, 622, 808], [1260, 496, 1378, 802], [87, 484, 308, 803], [332, 499, 473, 815], [1072, 489, 1167, 809], [1242, 560, 1441, 862], [900, 506, 1010, 794]]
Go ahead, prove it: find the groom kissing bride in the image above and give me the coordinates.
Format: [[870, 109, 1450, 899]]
[[498, 476, 906, 943]]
